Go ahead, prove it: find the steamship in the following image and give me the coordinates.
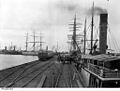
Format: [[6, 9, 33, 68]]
[[79, 12, 120, 87]]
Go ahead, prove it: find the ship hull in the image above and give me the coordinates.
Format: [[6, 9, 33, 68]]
[[22, 51, 38, 56], [80, 68, 90, 87]]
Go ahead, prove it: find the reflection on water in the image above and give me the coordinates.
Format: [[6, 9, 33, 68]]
[[0, 54, 38, 70]]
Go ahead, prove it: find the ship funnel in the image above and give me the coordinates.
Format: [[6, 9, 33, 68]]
[[99, 13, 108, 54]]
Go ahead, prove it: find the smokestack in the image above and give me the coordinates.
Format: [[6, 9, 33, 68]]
[[5, 46, 7, 51], [99, 13, 108, 54]]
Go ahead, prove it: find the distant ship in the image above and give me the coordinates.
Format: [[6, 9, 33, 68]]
[[22, 32, 43, 56], [0, 45, 22, 55]]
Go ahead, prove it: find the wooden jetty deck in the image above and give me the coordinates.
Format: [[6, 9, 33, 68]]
[[0, 56, 84, 88]]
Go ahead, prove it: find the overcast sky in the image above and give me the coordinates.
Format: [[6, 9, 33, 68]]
[[0, 0, 120, 52]]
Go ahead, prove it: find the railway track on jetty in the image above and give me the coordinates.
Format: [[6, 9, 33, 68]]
[[0, 56, 84, 88]]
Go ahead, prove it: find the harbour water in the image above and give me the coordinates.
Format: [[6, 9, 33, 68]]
[[0, 54, 38, 70]]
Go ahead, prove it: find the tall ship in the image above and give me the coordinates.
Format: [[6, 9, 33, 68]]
[[22, 32, 44, 56]]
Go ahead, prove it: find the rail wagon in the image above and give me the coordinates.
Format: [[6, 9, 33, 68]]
[[38, 51, 54, 61]]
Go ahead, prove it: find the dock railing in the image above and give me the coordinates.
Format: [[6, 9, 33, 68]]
[[87, 63, 120, 78]]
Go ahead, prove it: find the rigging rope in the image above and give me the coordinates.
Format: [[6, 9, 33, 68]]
[[108, 27, 120, 53]]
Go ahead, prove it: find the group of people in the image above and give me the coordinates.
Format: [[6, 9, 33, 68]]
[[57, 53, 72, 64], [57, 51, 84, 72]]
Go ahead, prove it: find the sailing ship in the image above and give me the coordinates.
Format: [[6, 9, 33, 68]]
[[22, 32, 43, 56]]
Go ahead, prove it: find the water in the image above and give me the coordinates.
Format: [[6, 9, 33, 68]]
[[0, 54, 38, 70]]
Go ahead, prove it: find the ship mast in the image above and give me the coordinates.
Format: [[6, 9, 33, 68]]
[[29, 31, 39, 51], [25, 32, 28, 51], [28, 31, 44, 51], [68, 14, 82, 52], [33, 31, 36, 51], [39, 32, 44, 51], [73, 14, 77, 51], [90, 2, 94, 54], [83, 18, 87, 54]]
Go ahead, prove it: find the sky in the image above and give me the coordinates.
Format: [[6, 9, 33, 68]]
[[0, 0, 120, 52]]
